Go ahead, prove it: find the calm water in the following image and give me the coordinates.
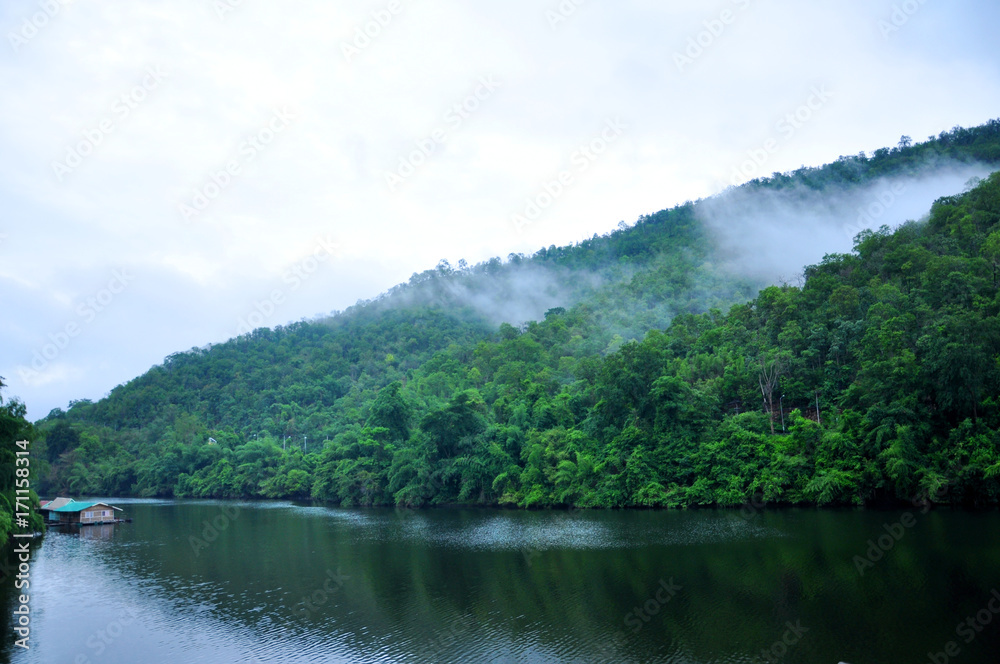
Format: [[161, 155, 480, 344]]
[[3, 501, 1000, 663]]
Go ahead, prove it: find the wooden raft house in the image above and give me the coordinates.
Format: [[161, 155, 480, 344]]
[[39, 498, 127, 526]]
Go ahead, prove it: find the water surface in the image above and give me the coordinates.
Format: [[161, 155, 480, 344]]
[[4, 501, 1000, 663]]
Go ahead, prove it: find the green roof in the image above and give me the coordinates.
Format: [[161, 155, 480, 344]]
[[51, 500, 115, 513]]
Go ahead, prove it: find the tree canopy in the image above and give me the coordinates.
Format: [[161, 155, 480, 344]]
[[30, 119, 1000, 510]]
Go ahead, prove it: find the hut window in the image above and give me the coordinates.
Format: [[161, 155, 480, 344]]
[[84, 511, 93, 518]]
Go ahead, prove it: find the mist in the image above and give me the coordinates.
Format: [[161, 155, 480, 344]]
[[697, 160, 995, 286], [328, 258, 608, 331], [427, 263, 605, 327]]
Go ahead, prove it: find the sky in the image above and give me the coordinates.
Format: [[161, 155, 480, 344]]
[[1, 0, 999, 420]]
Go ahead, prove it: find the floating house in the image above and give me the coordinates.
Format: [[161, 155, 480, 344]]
[[39, 498, 124, 525]]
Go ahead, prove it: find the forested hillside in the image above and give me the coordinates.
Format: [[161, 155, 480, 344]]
[[0, 380, 45, 547], [32, 120, 1000, 508]]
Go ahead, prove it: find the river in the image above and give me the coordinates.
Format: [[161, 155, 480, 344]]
[[3, 500, 1000, 663]]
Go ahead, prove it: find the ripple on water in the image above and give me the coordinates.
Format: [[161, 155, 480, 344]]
[[308, 509, 786, 553]]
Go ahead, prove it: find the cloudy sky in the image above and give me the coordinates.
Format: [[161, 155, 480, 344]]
[[2, 0, 999, 420]]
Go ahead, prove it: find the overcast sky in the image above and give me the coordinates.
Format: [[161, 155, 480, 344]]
[[2, 0, 999, 420]]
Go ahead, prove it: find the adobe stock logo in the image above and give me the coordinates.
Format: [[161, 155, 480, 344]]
[[545, 0, 587, 31], [384, 76, 501, 191], [879, 0, 930, 39], [188, 504, 241, 557], [730, 85, 833, 186], [235, 235, 340, 336], [341, 0, 411, 63], [294, 568, 350, 620], [51, 65, 169, 182], [211, 0, 244, 20], [843, 182, 908, 242], [511, 117, 628, 233], [18, 270, 134, 385], [673, 0, 753, 72], [623, 578, 681, 633], [7, 0, 72, 53], [178, 107, 296, 223], [852, 513, 917, 575], [927, 589, 1000, 664]]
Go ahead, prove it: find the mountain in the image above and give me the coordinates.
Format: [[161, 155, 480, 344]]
[[27, 119, 1000, 509]]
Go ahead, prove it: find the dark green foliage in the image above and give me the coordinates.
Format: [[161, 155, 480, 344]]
[[0, 379, 45, 547], [32, 120, 1000, 509]]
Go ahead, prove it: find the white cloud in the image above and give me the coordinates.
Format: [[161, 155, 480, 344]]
[[1, 0, 999, 418]]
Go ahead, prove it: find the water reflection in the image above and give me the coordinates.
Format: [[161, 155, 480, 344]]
[[53, 524, 117, 541], [6, 503, 1000, 663]]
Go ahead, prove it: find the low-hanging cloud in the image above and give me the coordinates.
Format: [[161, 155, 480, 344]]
[[339, 258, 608, 331], [696, 159, 996, 285]]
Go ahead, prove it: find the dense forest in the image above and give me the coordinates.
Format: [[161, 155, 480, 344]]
[[26, 120, 1000, 510], [0, 380, 45, 547]]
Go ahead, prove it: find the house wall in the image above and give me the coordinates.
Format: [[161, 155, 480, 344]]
[[79, 506, 115, 524]]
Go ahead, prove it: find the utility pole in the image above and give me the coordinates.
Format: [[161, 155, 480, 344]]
[[303, 435, 307, 452]]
